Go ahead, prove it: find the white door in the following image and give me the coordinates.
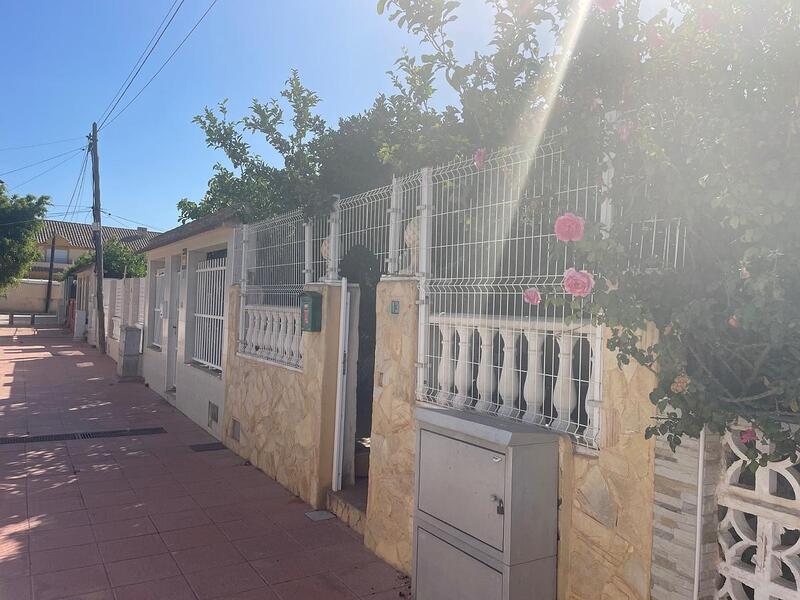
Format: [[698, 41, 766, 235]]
[[152, 269, 166, 347]]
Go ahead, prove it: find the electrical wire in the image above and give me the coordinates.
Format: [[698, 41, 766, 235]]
[[97, 0, 183, 126], [62, 148, 91, 221], [7, 150, 86, 192], [70, 153, 92, 222], [0, 137, 85, 152], [0, 209, 92, 228], [100, 209, 162, 232], [101, 0, 219, 131], [0, 146, 86, 177], [98, 0, 186, 128]]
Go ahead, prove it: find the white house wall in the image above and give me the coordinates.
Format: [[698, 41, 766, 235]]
[[142, 226, 235, 440]]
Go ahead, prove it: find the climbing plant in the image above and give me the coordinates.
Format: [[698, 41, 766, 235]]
[[381, 0, 800, 464]]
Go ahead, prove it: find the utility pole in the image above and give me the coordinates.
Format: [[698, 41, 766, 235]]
[[44, 235, 56, 313], [90, 123, 106, 353]]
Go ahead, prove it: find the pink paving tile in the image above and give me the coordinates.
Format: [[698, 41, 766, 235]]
[[286, 521, 359, 550], [191, 488, 243, 508], [333, 562, 409, 597], [0, 553, 31, 577], [28, 509, 90, 531], [150, 509, 211, 532], [271, 573, 359, 600], [0, 500, 29, 519], [111, 575, 196, 600], [86, 503, 148, 524], [184, 562, 266, 600], [204, 502, 269, 524], [0, 575, 31, 600], [306, 542, 382, 573], [78, 480, 132, 496], [105, 553, 181, 588], [31, 564, 110, 600], [81, 489, 139, 509], [91, 516, 156, 542], [237, 484, 292, 502], [170, 541, 245, 574], [28, 494, 86, 516], [61, 591, 115, 600], [97, 534, 168, 563], [30, 542, 102, 575], [136, 481, 189, 501], [30, 524, 95, 552], [250, 551, 328, 585], [124, 474, 183, 490], [362, 589, 413, 600], [211, 588, 279, 600], [218, 517, 279, 541], [232, 530, 303, 561], [159, 523, 229, 551], [142, 495, 199, 515]]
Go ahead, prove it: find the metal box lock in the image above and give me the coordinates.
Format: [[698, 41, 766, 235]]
[[299, 291, 322, 332]]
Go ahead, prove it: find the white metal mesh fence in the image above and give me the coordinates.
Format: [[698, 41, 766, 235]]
[[417, 143, 606, 447], [239, 211, 328, 368], [193, 257, 226, 370]]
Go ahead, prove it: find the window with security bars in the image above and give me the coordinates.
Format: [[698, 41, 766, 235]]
[[192, 257, 226, 370]]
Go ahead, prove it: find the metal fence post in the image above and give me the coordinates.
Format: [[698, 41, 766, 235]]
[[304, 222, 313, 284], [327, 196, 341, 281], [238, 225, 248, 353], [416, 167, 433, 397], [387, 176, 401, 275]]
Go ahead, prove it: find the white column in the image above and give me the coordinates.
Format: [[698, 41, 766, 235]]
[[387, 176, 401, 274], [291, 312, 301, 362], [474, 327, 496, 412], [522, 329, 544, 423], [452, 326, 473, 408], [497, 329, 519, 418], [552, 332, 578, 427], [436, 322, 454, 405]]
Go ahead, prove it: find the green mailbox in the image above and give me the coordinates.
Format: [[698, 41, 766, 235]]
[[300, 292, 322, 332]]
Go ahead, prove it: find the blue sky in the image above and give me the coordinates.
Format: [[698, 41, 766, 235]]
[[0, 1, 496, 232], [1, 1, 670, 233]]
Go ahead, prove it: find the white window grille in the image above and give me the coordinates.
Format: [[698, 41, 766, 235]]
[[193, 257, 227, 370], [239, 211, 327, 368], [152, 268, 166, 348], [137, 278, 146, 327], [717, 428, 800, 599], [416, 142, 606, 448]]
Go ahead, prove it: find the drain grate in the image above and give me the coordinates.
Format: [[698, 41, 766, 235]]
[[189, 442, 226, 452], [0, 427, 167, 445]]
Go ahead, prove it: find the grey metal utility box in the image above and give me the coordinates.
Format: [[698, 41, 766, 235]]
[[413, 406, 559, 600]]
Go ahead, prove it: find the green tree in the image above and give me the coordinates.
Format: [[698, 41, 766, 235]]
[[382, 0, 800, 463], [0, 184, 49, 291], [66, 240, 146, 279]]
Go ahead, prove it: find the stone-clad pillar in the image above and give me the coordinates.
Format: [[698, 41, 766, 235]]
[[363, 278, 419, 574], [650, 433, 722, 600]]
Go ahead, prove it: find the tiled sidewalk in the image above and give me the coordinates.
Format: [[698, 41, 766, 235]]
[[0, 324, 410, 600]]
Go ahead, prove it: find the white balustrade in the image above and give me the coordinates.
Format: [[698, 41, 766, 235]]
[[427, 313, 601, 445], [240, 305, 303, 369]]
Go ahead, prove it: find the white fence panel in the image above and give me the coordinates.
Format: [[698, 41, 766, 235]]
[[193, 257, 226, 370], [716, 429, 800, 599]]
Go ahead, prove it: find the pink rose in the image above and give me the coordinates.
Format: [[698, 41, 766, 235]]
[[617, 123, 631, 143], [739, 428, 757, 444], [522, 288, 542, 305], [699, 10, 720, 31], [563, 268, 595, 297], [473, 148, 487, 170], [594, 0, 616, 11], [554, 212, 585, 242]]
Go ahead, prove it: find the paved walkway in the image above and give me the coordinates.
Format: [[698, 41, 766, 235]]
[[0, 324, 410, 600]]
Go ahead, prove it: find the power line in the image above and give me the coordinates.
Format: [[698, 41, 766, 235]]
[[70, 152, 91, 222], [97, 0, 183, 125], [0, 146, 86, 177], [62, 148, 91, 221], [101, 0, 219, 130], [98, 0, 186, 128], [100, 209, 163, 232], [7, 150, 86, 192], [0, 137, 85, 152], [0, 209, 92, 228]]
